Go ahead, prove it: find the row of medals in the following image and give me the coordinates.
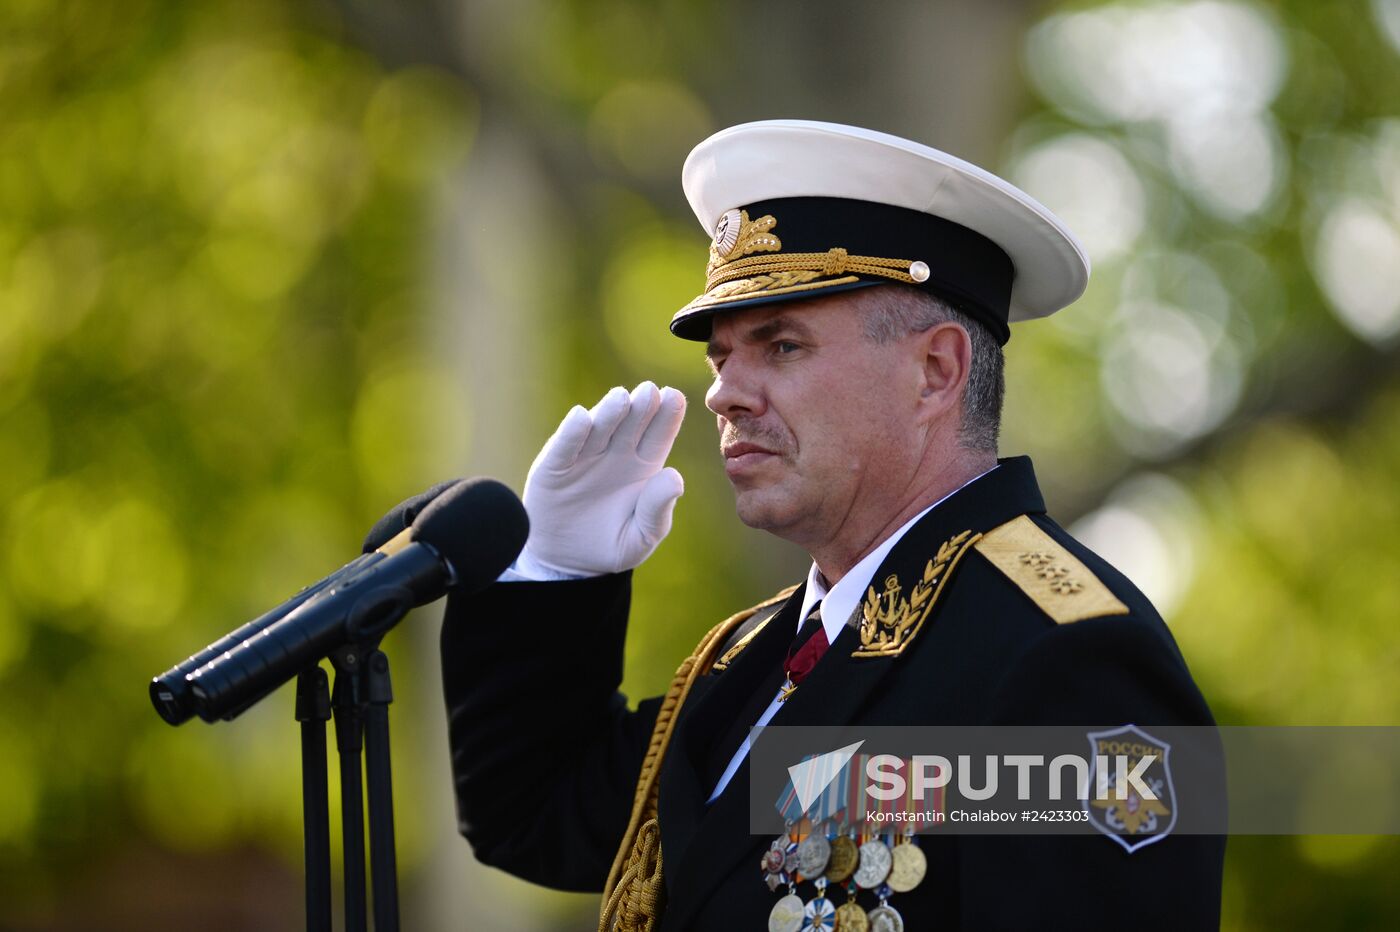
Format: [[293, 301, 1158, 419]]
[[761, 831, 926, 932]]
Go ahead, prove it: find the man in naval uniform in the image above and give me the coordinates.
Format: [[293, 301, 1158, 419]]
[[439, 121, 1224, 930]]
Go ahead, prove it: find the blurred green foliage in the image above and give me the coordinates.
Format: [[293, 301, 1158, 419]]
[[1, 0, 1399, 928], [0, 0, 474, 925]]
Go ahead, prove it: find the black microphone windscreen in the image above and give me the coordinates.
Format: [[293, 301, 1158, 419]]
[[412, 477, 529, 593], [362, 479, 463, 553]]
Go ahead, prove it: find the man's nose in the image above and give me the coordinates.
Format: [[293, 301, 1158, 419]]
[[705, 358, 766, 421]]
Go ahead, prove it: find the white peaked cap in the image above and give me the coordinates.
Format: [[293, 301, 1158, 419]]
[[672, 120, 1090, 341]]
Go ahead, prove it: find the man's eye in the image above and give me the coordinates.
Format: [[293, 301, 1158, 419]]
[[774, 341, 800, 354]]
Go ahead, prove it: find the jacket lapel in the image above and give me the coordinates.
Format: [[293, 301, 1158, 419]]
[[658, 586, 804, 895], [660, 623, 878, 927]]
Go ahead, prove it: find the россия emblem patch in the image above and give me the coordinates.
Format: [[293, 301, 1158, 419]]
[[1083, 724, 1177, 854]]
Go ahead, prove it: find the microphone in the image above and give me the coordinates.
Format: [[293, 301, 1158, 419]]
[[149, 479, 467, 726], [180, 477, 527, 724], [361, 478, 463, 553]]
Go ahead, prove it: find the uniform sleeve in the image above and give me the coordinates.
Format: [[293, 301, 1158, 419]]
[[956, 615, 1225, 930], [439, 572, 661, 892]]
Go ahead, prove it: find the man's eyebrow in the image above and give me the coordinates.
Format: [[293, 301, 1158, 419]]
[[705, 314, 814, 359], [746, 315, 812, 343]]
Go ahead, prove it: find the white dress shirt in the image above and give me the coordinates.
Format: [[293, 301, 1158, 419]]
[[705, 465, 997, 803]]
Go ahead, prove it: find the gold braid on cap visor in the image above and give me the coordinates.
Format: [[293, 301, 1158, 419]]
[[685, 210, 926, 309]]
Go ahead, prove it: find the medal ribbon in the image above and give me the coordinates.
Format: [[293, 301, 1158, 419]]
[[774, 744, 856, 826]]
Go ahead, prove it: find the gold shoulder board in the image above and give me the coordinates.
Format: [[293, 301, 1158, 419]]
[[973, 515, 1129, 624], [710, 584, 799, 672]]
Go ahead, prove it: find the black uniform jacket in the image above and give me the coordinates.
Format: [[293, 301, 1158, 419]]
[[440, 457, 1225, 929]]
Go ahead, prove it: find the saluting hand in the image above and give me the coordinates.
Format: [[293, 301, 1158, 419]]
[[515, 382, 687, 578]]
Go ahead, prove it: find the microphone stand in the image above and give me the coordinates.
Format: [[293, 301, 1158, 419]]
[[296, 669, 332, 932], [331, 650, 369, 932], [298, 631, 403, 932], [363, 648, 400, 930]]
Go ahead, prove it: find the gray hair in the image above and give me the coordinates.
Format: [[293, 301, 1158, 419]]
[[859, 285, 1004, 452]]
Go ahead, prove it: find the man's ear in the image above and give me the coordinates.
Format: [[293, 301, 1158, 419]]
[[917, 321, 972, 416]]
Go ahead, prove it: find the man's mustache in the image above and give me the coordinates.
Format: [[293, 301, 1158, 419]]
[[720, 420, 795, 457]]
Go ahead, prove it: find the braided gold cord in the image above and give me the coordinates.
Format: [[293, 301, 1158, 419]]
[[705, 248, 916, 292], [598, 587, 798, 932], [597, 618, 733, 932]]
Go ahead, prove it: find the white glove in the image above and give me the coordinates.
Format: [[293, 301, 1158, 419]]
[[512, 382, 686, 579]]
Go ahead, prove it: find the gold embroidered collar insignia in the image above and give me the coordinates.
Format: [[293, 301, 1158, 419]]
[[853, 529, 980, 658]]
